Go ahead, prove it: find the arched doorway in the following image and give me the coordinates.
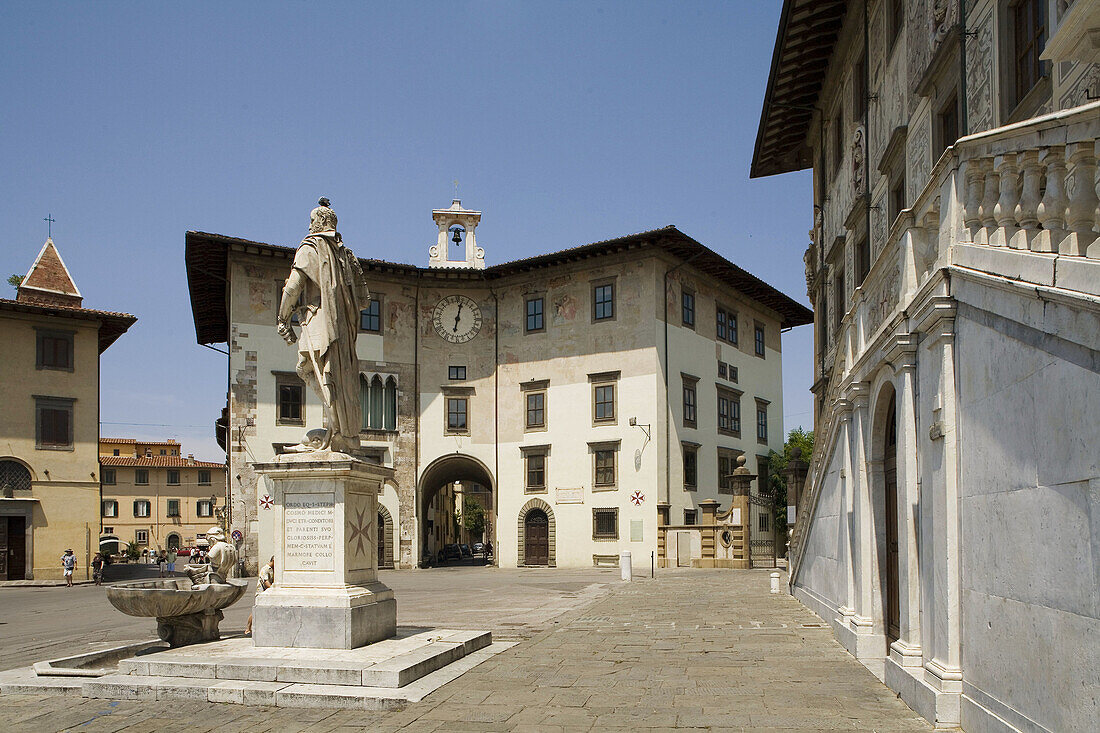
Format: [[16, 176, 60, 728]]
[[872, 384, 901, 647], [377, 504, 394, 569], [517, 498, 556, 567], [524, 510, 549, 565], [418, 454, 495, 567], [166, 533, 181, 551]]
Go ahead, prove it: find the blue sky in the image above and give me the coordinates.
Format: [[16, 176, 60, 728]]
[[1, 1, 812, 461]]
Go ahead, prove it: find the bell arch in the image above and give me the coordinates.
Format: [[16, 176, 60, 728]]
[[517, 498, 556, 567]]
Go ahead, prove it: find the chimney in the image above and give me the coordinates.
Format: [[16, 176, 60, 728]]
[[187, 454, 195, 466]]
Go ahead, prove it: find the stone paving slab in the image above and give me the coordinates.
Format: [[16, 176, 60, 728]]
[[0, 570, 932, 731]]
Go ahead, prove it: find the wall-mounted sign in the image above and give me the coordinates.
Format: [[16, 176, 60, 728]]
[[555, 487, 584, 504], [231, 529, 244, 543]]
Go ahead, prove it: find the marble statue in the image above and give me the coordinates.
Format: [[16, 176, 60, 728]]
[[277, 197, 371, 454]]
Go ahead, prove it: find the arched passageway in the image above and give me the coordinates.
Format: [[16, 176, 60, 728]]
[[517, 498, 556, 567], [418, 454, 495, 567]]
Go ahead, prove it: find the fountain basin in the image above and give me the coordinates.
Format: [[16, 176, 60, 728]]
[[106, 577, 248, 618]]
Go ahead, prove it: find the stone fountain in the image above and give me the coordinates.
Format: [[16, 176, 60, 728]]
[[105, 527, 247, 646]]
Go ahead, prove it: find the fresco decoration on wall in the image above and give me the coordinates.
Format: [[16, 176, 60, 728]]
[[552, 294, 577, 325], [906, 0, 932, 99], [872, 193, 889, 260], [1060, 63, 1100, 111], [865, 262, 900, 336], [852, 127, 867, 197], [248, 280, 271, 316], [966, 11, 994, 135]]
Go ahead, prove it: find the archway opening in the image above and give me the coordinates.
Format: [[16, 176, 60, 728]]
[[873, 385, 901, 646], [377, 504, 395, 569], [517, 498, 556, 567], [418, 454, 495, 567], [166, 533, 181, 551]]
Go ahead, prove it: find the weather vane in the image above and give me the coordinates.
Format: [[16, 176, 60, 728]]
[[44, 213, 56, 239]]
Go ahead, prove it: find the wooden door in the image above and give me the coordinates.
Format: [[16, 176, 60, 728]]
[[884, 395, 900, 645], [6, 517, 26, 581], [524, 510, 548, 565]]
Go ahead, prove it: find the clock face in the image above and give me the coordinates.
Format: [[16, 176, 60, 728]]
[[433, 295, 482, 344]]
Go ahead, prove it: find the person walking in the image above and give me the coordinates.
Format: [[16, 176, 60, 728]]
[[61, 549, 77, 587], [156, 551, 167, 577], [245, 556, 275, 636], [91, 552, 104, 585]]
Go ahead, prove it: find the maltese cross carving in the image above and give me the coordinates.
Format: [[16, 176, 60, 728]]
[[347, 506, 373, 560]]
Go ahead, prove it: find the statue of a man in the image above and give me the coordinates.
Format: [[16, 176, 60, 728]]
[[277, 198, 370, 453]]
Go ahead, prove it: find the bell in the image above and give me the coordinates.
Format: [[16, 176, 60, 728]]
[[451, 228, 462, 244]]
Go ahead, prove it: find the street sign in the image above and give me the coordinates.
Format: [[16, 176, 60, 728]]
[[231, 529, 243, 542]]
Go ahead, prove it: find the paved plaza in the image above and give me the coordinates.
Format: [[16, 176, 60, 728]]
[[0, 569, 930, 731]]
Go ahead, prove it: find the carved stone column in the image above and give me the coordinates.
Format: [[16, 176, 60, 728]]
[[847, 381, 877, 643], [912, 296, 963, 706], [834, 397, 857, 626]]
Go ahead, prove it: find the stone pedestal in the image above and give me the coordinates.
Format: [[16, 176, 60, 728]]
[[252, 454, 396, 649]]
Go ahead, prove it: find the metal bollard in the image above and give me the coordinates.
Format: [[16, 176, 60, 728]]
[[620, 551, 632, 581], [770, 571, 781, 593]]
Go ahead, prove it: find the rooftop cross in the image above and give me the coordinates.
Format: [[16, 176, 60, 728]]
[[43, 213, 55, 239]]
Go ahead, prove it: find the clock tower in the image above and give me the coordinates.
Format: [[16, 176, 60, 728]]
[[428, 199, 484, 269]]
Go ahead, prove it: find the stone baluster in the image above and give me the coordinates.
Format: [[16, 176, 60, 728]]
[[962, 158, 984, 242], [1035, 146, 1068, 253], [1013, 150, 1042, 250], [990, 153, 1019, 247], [977, 158, 999, 245], [1063, 141, 1099, 256]]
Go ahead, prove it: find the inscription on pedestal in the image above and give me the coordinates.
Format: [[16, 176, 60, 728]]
[[284, 492, 335, 571]]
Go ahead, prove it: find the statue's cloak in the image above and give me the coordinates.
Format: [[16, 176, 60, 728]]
[[290, 230, 369, 440]]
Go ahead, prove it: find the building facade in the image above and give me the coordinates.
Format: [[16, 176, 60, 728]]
[[185, 202, 811, 575], [0, 239, 135, 580], [753, 1, 1099, 731], [98, 438, 228, 555]]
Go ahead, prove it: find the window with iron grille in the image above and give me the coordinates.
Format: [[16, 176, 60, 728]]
[[526, 391, 545, 429], [593, 508, 618, 539], [593, 283, 614, 321], [681, 290, 695, 328], [525, 297, 544, 333], [446, 397, 468, 433], [359, 298, 381, 332]]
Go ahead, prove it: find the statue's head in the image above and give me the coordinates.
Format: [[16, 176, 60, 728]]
[[309, 196, 338, 234], [206, 526, 225, 544]]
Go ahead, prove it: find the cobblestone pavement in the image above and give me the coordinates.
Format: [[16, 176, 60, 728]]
[[0, 570, 930, 732]]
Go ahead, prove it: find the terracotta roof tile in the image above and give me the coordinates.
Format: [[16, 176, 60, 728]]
[[99, 456, 226, 469], [0, 297, 136, 353]]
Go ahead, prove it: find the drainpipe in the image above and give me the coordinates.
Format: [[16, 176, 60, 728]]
[[490, 286, 499, 567], [864, 0, 872, 263], [413, 271, 421, 568]]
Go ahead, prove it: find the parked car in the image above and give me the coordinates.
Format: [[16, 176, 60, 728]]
[[459, 544, 472, 558], [442, 544, 462, 561], [472, 542, 486, 555]]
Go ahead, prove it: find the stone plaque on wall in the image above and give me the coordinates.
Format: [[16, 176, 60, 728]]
[[556, 487, 584, 504], [284, 492, 335, 571]]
